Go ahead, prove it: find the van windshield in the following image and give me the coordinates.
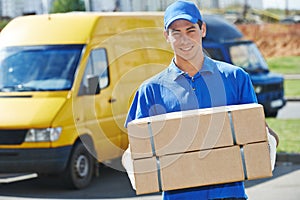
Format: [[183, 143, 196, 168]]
[[229, 42, 269, 73], [0, 45, 83, 92]]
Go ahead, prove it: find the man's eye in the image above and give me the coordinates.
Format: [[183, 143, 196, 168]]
[[171, 32, 181, 37]]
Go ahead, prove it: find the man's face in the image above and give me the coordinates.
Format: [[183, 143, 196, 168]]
[[164, 19, 205, 62]]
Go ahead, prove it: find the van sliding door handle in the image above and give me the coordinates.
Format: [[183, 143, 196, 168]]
[[108, 98, 116, 103]]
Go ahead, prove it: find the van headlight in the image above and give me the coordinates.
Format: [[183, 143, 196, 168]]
[[25, 127, 62, 142], [254, 85, 262, 94]]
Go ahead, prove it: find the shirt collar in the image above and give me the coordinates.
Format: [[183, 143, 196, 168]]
[[168, 56, 215, 81]]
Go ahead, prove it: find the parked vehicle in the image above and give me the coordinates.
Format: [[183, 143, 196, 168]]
[[202, 15, 286, 117], [0, 12, 172, 189]]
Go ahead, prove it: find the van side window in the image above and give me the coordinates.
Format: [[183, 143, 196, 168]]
[[205, 48, 225, 62], [79, 48, 109, 95]]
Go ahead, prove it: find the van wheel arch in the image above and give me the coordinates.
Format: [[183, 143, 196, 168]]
[[62, 134, 98, 189]]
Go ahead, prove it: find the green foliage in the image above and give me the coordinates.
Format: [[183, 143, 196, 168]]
[[266, 56, 300, 153], [267, 56, 300, 74], [265, 8, 285, 17], [266, 118, 300, 153], [266, 56, 300, 98], [51, 0, 85, 13], [0, 19, 10, 30], [266, 8, 300, 16], [285, 79, 300, 97]]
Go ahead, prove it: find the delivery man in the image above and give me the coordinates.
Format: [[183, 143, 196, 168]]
[[123, 1, 278, 199]]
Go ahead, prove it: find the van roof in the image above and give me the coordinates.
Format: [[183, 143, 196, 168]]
[[203, 14, 243, 42], [0, 12, 165, 47]]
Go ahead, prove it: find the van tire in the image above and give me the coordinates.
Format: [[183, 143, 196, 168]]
[[63, 142, 95, 189]]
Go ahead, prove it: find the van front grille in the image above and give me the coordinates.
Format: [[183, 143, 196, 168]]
[[263, 83, 283, 92], [0, 130, 28, 145]]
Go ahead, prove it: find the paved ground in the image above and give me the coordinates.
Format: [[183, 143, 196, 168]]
[[284, 74, 300, 80], [120, 162, 300, 200], [0, 162, 300, 200], [103, 162, 300, 200], [277, 101, 300, 119], [246, 163, 300, 200], [85, 162, 300, 200]]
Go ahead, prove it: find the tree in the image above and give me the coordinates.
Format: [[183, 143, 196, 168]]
[[51, 0, 85, 13]]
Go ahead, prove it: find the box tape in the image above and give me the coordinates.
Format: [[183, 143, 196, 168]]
[[147, 122, 162, 192], [228, 110, 248, 180]]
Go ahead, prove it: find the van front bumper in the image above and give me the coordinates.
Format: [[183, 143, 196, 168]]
[[261, 98, 286, 112], [0, 146, 72, 174]]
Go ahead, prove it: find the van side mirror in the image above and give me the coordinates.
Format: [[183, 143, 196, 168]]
[[87, 75, 100, 95]]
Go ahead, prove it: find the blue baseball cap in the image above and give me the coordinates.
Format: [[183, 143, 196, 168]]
[[164, 0, 202, 30]]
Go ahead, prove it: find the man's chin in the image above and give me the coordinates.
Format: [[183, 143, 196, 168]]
[[177, 54, 195, 62]]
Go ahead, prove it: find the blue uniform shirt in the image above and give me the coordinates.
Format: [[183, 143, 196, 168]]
[[125, 56, 257, 200]]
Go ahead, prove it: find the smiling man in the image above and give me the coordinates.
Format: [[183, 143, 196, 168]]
[[123, 0, 278, 199]]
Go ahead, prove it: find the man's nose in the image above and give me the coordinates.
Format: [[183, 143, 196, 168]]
[[180, 33, 190, 43]]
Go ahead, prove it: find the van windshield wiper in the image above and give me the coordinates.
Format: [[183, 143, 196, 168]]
[[0, 85, 46, 92]]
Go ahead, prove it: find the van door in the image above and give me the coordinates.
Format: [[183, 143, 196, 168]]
[[78, 48, 122, 162]]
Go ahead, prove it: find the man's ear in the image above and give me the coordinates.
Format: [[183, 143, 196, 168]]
[[163, 30, 170, 42], [201, 22, 207, 38]]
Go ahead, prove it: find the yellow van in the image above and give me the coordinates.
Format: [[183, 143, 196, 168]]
[[0, 12, 172, 188]]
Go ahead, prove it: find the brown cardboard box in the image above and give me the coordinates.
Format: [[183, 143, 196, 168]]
[[228, 104, 267, 144], [128, 103, 267, 160], [127, 104, 271, 195], [243, 142, 273, 180], [133, 142, 272, 195]]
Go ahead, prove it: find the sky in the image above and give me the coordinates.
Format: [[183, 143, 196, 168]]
[[263, 0, 300, 9]]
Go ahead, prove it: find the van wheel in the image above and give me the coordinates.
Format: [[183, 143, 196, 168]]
[[63, 142, 95, 189]]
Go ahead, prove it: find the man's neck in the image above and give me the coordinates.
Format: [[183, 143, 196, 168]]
[[174, 55, 204, 77]]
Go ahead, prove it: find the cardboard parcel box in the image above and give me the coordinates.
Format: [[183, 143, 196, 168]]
[[127, 104, 273, 195]]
